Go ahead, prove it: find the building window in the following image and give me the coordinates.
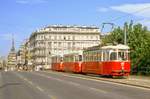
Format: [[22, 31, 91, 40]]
[[48, 42, 51, 48], [59, 36, 61, 40], [49, 36, 51, 40], [68, 36, 70, 40], [68, 42, 71, 48], [86, 36, 88, 39], [41, 35, 43, 39], [58, 42, 61, 46], [54, 36, 57, 40], [91, 36, 93, 39], [72, 36, 75, 40], [54, 42, 57, 47], [64, 36, 66, 40]]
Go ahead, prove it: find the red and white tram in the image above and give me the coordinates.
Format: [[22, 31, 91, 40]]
[[82, 44, 130, 77], [51, 44, 130, 77]]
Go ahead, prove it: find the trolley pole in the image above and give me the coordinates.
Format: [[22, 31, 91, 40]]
[[100, 22, 114, 44]]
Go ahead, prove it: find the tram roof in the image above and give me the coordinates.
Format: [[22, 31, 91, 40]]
[[101, 44, 130, 50]]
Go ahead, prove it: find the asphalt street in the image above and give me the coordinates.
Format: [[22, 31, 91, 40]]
[[0, 71, 150, 99]]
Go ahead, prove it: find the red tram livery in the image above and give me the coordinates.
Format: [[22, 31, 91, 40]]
[[51, 44, 130, 77]]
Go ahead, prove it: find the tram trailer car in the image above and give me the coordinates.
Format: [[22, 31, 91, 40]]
[[62, 52, 83, 73], [51, 55, 63, 71], [82, 44, 130, 77]]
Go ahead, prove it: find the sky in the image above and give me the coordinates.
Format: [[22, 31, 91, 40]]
[[0, 0, 150, 56]]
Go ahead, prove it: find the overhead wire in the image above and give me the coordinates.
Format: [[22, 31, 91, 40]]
[[105, 6, 150, 23]]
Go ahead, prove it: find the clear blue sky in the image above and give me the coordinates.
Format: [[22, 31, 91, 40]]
[[0, 0, 150, 56]]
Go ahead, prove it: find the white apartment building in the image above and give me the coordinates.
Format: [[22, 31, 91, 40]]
[[29, 25, 100, 69]]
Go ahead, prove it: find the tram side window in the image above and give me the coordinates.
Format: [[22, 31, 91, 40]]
[[107, 52, 109, 61], [88, 52, 91, 61], [103, 52, 106, 61], [51, 58, 54, 63], [60, 57, 63, 62], [54, 57, 56, 63], [89, 52, 91, 61], [110, 52, 117, 60], [67, 57, 69, 62], [89, 51, 92, 61], [94, 52, 98, 61], [83, 53, 86, 61], [93, 52, 95, 61], [86, 52, 89, 61], [97, 51, 101, 61], [64, 57, 67, 62], [65, 57, 67, 62], [65, 56, 69, 62], [85, 52, 88, 61], [75, 55, 78, 62], [95, 52, 98, 61], [57, 57, 59, 62], [56, 57, 58, 62], [86, 53, 88, 61], [71, 56, 74, 62], [63, 57, 66, 62], [79, 55, 82, 61], [91, 52, 94, 61], [103, 51, 109, 61]]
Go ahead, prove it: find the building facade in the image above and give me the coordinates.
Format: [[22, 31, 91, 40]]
[[16, 39, 33, 71], [29, 25, 100, 69], [0, 56, 7, 70], [0, 56, 4, 70], [17, 45, 25, 66]]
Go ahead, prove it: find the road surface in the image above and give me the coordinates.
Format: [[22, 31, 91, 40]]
[[0, 71, 150, 99]]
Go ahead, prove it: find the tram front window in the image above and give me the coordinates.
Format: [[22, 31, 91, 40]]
[[118, 51, 128, 61], [110, 52, 117, 60]]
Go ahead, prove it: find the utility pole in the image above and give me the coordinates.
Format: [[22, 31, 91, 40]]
[[124, 25, 127, 45]]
